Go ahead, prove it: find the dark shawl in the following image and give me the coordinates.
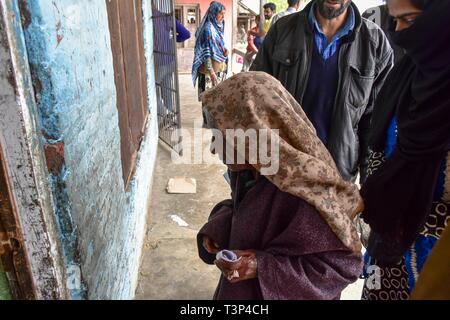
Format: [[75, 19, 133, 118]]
[[361, 0, 450, 265], [197, 171, 362, 300]]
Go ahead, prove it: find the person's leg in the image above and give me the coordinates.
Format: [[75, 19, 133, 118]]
[[198, 74, 209, 127], [242, 53, 251, 72]]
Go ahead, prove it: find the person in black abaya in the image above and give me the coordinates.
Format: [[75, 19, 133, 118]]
[[360, 0, 450, 300]]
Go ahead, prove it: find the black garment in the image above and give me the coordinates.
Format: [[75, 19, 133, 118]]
[[250, 1, 393, 183], [361, 0, 450, 265], [229, 169, 258, 211], [302, 44, 339, 146]]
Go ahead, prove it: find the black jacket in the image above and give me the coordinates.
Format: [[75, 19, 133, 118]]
[[250, 1, 393, 182]]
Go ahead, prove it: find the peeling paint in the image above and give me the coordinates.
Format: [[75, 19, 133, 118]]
[[18, 0, 83, 299], [11, 0, 160, 299], [0, 0, 69, 299], [17, 0, 31, 29]]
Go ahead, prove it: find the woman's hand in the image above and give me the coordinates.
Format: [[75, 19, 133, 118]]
[[203, 236, 220, 254], [352, 197, 365, 219], [214, 250, 257, 283], [210, 71, 219, 87]]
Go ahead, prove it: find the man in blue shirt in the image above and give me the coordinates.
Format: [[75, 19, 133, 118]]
[[175, 19, 191, 43], [251, 0, 393, 183], [301, 0, 355, 144]]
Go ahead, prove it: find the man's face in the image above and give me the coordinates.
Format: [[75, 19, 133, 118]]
[[387, 0, 423, 31], [264, 8, 274, 20], [316, 0, 352, 19]]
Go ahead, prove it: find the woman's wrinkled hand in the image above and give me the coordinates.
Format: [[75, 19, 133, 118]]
[[203, 236, 220, 254], [214, 250, 257, 283], [352, 197, 365, 219], [210, 72, 218, 86]]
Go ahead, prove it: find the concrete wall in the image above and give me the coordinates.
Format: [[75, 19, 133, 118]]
[[19, 0, 159, 299]]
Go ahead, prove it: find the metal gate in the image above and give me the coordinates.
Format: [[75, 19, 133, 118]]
[[151, 0, 183, 155]]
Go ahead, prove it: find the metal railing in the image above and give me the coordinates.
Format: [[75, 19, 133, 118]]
[[151, 0, 183, 155]]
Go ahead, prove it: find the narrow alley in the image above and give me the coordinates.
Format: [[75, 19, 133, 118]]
[[135, 74, 229, 299]]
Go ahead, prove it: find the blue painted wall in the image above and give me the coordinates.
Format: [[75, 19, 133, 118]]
[[20, 0, 159, 299]]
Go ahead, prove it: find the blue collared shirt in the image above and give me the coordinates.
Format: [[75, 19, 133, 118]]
[[308, 3, 355, 60]]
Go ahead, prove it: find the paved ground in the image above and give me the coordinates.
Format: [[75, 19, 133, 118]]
[[135, 74, 227, 299], [135, 74, 364, 300]]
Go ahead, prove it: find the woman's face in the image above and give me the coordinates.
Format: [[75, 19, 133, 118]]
[[216, 10, 226, 23], [388, 0, 423, 31]]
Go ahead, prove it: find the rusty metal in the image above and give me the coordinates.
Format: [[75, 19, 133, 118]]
[[0, 148, 36, 299], [151, 0, 183, 155]]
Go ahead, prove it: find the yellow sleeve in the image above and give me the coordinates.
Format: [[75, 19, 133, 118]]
[[263, 18, 273, 33], [411, 224, 450, 300]]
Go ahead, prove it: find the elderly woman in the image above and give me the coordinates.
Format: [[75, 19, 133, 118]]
[[192, 1, 228, 101], [197, 72, 363, 300], [360, 0, 450, 300]]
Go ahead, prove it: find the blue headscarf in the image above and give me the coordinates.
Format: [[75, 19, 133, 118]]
[[192, 1, 227, 85]]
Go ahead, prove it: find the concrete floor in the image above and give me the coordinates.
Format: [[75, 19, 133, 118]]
[[135, 74, 228, 300], [135, 74, 364, 300]]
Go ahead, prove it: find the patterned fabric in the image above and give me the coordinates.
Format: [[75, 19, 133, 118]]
[[362, 117, 450, 300], [201, 71, 362, 252], [362, 198, 450, 300], [308, 3, 355, 60], [197, 71, 226, 102], [192, 1, 227, 85]]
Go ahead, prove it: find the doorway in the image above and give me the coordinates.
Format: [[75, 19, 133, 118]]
[[174, 4, 200, 73]]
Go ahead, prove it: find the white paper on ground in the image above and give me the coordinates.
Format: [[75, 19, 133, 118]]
[[169, 214, 189, 227]]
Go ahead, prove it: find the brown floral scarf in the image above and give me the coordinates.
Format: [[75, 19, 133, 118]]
[[201, 71, 362, 252]]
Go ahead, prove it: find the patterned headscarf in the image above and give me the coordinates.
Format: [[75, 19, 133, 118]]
[[201, 72, 362, 252], [192, 1, 227, 85]]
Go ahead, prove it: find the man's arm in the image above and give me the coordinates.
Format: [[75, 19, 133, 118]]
[[247, 31, 258, 53], [249, 24, 277, 74], [358, 46, 394, 184], [175, 19, 191, 42]]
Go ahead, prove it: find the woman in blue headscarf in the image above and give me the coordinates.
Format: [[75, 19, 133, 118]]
[[192, 1, 228, 104]]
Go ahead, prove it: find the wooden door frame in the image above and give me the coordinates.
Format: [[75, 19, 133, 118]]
[[0, 0, 68, 299], [0, 147, 36, 299]]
